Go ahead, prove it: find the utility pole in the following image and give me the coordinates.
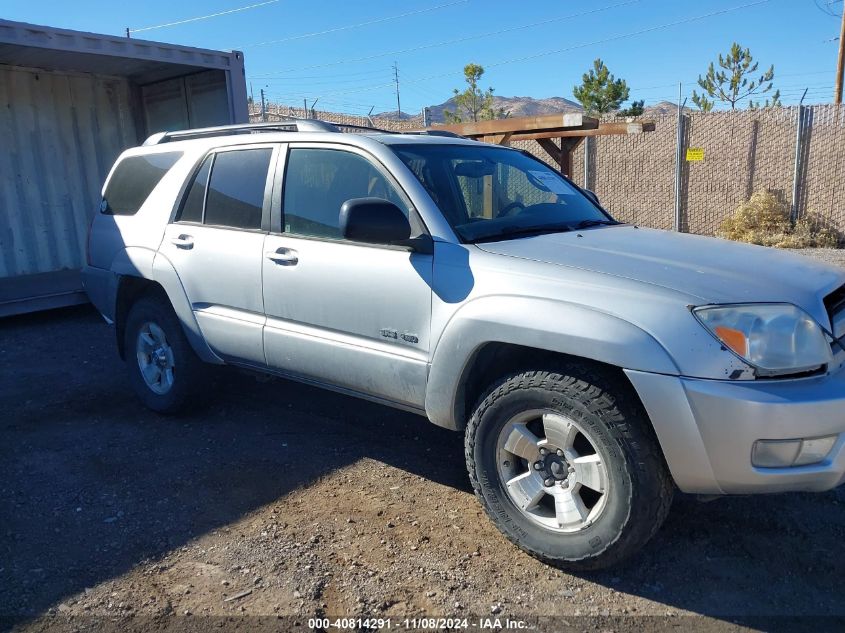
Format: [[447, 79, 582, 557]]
[[303, 98, 308, 119], [393, 61, 401, 117], [836, 7, 845, 104], [260, 88, 267, 122]]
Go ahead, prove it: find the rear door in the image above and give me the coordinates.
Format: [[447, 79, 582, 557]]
[[261, 143, 433, 409], [159, 143, 278, 364]]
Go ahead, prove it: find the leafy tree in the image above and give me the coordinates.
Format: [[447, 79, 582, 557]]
[[692, 43, 781, 111], [619, 99, 645, 116], [444, 63, 507, 123], [572, 58, 630, 114]]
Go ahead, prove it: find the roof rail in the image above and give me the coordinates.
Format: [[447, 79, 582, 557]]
[[142, 119, 340, 146], [332, 122, 394, 134], [403, 130, 465, 138]]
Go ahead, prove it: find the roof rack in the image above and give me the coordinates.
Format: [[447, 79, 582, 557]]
[[142, 119, 340, 146], [402, 130, 464, 138], [142, 118, 467, 146], [332, 122, 394, 134]]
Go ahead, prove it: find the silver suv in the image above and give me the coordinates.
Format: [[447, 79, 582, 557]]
[[84, 120, 845, 569]]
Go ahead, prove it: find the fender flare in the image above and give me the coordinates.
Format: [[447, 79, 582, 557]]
[[110, 247, 222, 364], [425, 296, 680, 430]]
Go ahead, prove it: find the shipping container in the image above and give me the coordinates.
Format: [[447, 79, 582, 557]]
[[0, 19, 249, 316]]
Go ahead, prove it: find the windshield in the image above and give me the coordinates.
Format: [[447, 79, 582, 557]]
[[392, 143, 615, 242]]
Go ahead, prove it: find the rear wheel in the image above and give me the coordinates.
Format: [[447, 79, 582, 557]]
[[465, 366, 673, 570], [124, 295, 207, 414]]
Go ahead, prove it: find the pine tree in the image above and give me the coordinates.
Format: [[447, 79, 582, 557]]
[[444, 64, 507, 123], [619, 99, 645, 116], [572, 59, 630, 114], [692, 43, 781, 111]]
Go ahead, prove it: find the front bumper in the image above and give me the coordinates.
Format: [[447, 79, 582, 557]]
[[626, 367, 845, 495]]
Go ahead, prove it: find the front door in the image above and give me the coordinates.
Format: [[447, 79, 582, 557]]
[[262, 144, 433, 409], [160, 144, 278, 364]]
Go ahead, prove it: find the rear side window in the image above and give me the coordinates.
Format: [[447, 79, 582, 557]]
[[177, 156, 212, 223], [204, 149, 273, 230], [102, 152, 182, 215]]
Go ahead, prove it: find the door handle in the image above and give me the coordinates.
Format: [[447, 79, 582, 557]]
[[265, 248, 298, 266], [171, 234, 194, 249]]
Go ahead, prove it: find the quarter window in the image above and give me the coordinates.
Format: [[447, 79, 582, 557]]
[[204, 148, 273, 230], [103, 151, 183, 215], [283, 148, 408, 239]]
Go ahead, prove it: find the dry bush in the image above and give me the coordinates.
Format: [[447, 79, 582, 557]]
[[717, 190, 839, 249]]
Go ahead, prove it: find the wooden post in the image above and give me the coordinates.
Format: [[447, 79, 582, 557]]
[[536, 138, 562, 169], [483, 175, 494, 218], [559, 138, 583, 177]]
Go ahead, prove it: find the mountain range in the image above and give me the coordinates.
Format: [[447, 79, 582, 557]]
[[377, 96, 684, 122]]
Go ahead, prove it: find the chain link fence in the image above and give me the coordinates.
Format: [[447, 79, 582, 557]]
[[251, 103, 845, 239], [568, 104, 845, 238]]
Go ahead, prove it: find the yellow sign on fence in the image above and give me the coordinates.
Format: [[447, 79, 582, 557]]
[[686, 147, 705, 162]]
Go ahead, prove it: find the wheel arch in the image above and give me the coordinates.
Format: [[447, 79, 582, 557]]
[[113, 252, 222, 364], [425, 297, 680, 432]]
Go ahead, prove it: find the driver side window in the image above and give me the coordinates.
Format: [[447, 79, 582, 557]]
[[283, 148, 409, 239]]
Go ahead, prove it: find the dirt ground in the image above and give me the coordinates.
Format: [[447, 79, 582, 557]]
[[1, 248, 844, 632]]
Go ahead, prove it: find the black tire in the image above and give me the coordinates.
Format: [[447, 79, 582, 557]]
[[465, 364, 673, 570], [124, 294, 207, 414]]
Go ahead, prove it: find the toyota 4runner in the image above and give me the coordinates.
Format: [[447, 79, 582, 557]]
[[84, 120, 845, 569]]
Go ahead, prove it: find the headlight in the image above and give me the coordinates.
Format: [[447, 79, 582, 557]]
[[693, 304, 832, 377]]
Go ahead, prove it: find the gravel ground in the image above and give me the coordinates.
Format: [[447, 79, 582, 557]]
[[792, 247, 845, 267], [1, 251, 844, 632]]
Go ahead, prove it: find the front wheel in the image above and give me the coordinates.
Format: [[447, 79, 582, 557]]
[[465, 366, 673, 570], [124, 295, 207, 414]]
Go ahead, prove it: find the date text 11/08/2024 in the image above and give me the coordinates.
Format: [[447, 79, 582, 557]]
[[308, 617, 529, 630]]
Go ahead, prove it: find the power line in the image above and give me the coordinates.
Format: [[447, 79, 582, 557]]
[[262, 72, 393, 88], [237, 0, 469, 48], [814, 0, 843, 17], [129, 0, 281, 34], [482, 0, 772, 71], [250, 0, 640, 77], [302, 0, 773, 102]]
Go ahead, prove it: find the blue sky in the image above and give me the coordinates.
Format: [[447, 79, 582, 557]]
[[3, 0, 843, 114]]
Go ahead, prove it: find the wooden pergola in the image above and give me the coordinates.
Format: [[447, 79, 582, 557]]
[[432, 113, 655, 177]]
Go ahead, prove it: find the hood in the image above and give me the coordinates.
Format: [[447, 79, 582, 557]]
[[476, 225, 845, 323]]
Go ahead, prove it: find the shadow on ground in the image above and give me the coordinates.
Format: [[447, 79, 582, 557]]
[[0, 306, 843, 625]]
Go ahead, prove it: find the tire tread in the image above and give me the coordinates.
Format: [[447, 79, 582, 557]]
[[465, 363, 673, 570]]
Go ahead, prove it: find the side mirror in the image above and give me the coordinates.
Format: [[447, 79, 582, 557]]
[[339, 197, 412, 245]]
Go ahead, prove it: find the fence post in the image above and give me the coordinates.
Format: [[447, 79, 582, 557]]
[[583, 136, 591, 190], [260, 89, 266, 123], [673, 89, 687, 232], [790, 93, 808, 222]]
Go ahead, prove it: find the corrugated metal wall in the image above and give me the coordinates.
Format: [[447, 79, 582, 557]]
[[0, 65, 138, 278]]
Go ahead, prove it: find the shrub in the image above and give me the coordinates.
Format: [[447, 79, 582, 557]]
[[717, 190, 839, 249]]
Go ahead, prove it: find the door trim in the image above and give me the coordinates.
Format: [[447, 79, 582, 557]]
[[264, 314, 428, 363]]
